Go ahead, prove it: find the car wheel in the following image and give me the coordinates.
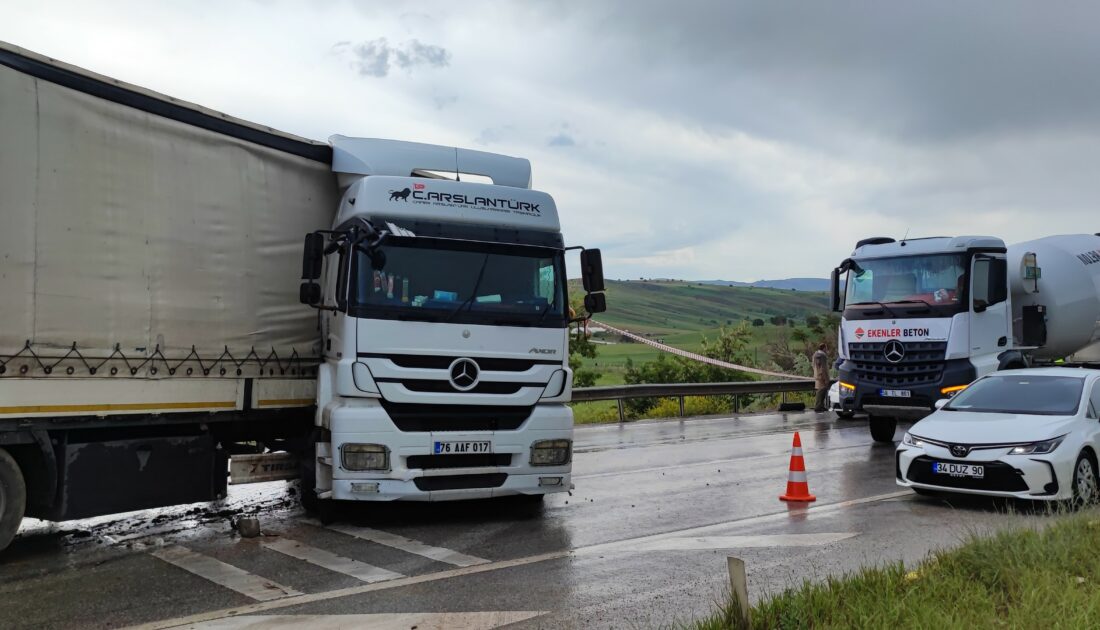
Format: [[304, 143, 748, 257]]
[[869, 416, 897, 443], [1072, 451, 1100, 507]]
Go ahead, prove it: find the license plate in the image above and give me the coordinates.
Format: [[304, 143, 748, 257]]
[[433, 441, 492, 455], [880, 389, 912, 398], [933, 462, 985, 478]]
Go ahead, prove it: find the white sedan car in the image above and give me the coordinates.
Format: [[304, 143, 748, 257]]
[[897, 368, 1100, 504]]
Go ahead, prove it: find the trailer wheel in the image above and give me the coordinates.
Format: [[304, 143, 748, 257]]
[[299, 454, 319, 513], [0, 448, 27, 552], [868, 416, 898, 443]]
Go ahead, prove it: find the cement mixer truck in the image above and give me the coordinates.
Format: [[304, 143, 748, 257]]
[[829, 234, 1100, 442]]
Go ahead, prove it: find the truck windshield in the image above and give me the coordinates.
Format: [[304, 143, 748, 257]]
[[945, 375, 1085, 416], [846, 254, 967, 309], [349, 237, 566, 327]]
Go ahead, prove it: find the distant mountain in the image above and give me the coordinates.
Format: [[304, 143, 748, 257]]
[[696, 278, 829, 292]]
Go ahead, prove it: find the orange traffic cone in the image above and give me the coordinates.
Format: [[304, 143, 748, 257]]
[[779, 432, 816, 502]]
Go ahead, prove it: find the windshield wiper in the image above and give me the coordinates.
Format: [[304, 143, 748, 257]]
[[444, 254, 491, 323], [847, 301, 899, 318], [883, 299, 933, 313]]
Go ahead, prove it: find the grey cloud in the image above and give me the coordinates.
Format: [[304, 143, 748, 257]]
[[525, 2, 1100, 145], [341, 37, 451, 78], [547, 133, 575, 147]]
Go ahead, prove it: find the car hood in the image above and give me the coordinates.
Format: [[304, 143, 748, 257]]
[[909, 410, 1079, 444]]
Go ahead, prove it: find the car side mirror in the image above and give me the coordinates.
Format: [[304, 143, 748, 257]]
[[584, 292, 606, 314], [302, 232, 325, 280], [299, 282, 321, 306], [580, 249, 605, 293], [934, 398, 950, 410]]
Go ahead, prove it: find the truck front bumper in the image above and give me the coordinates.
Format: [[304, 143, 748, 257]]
[[322, 398, 572, 502], [839, 358, 975, 419]]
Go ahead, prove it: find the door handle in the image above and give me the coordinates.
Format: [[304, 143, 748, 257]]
[[997, 336, 1007, 347]]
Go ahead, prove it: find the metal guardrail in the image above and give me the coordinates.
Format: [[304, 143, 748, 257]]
[[571, 379, 816, 422]]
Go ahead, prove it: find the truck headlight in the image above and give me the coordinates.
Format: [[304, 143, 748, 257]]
[[1009, 436, 1065, 455], [341, 443, 389, 471], [530, 439, 571, 466]]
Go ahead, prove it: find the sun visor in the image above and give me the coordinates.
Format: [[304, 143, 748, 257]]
[[330, 136, 532, 189]]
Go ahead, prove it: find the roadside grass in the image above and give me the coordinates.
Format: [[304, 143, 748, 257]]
[[571, 391, 818, 424], [683, 511, 1100, 629]]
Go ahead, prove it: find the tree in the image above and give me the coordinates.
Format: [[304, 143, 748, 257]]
[[568, 290, 600, 388], [624, 325, 755, 415]]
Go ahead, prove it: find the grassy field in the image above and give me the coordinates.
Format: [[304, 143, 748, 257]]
[[568, 280, 830, 423], [684, 511, 1100, 629]]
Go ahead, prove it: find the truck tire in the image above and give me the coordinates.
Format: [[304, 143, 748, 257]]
[[869, 416, 898, 443], [0, 448, 27, 552]]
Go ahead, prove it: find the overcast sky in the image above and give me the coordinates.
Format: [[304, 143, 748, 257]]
[[5, 1, 1100, 281]]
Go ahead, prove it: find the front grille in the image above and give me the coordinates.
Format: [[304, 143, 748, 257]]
[[406, 454, 512, 469], [391, 379, 526, 395], [848, 341, 947, 387], [906, 456, 1028, 492], [362, 353, 555, 372], [380, 402, 532, 432], [414, 473, 508, 491]]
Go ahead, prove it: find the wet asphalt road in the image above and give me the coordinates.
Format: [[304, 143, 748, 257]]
[[0, 411, 1050, 629]]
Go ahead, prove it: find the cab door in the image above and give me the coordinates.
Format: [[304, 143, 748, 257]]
[[968, 255, 1010, 374]]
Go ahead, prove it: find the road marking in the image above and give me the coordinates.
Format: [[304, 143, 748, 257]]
[[126, 551, 568, 630], [131, 490, 907, 630], [150, 546, 302, 602], [576, 490, 910, 556], [185, 611, 546, 629], [632, 532, 859, 552], [262, 538, 404, 583], [325, 524, 490, 567]]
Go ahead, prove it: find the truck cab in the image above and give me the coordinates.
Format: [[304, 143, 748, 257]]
[[830, 236, 1015, 442], [299, 137, 605, 506]]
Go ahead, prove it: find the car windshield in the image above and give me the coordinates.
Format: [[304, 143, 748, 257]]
[[946, 375, 1085, 416], [846, 253, 966, 307], [349, 237, 566, 328]]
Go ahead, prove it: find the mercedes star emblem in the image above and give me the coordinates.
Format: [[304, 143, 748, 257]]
[[951, 444, 969, 458], [448, 358, 480, 392], [883, 340, 906, 364]]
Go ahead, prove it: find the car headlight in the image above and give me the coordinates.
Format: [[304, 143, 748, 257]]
[[530, 439, 571, 466], [902, 432, 926, 448], [1008, 436, 1065, 455], [341, 443, 390, 471]]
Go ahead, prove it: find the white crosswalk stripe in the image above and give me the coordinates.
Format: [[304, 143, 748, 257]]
[[262, 537, 405, 583], [325, 524, 490, 567], [151, 545, 302, 602]]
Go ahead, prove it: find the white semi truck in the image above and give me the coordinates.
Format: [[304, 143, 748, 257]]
[[0, 42, 604, 551], [830, 234, 1100, 442]]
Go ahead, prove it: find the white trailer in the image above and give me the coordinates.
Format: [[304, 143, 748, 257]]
[[829, 234, 1100, 442], [0, 42, 606, 550]]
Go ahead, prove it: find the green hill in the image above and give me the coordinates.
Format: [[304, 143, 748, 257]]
[[571, 279, 828, 335], [567, 280, 832, 387]]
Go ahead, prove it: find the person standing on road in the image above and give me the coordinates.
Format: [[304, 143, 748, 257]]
[[813, 343, 830, 412]]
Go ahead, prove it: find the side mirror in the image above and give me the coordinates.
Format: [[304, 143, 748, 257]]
[[580, 249, 605, 293], [302, 232, 325, 280], [973, 299, 988, 313], [830, 268, 842, 312], [934, 398, 950, 410], [299, 282, 321, 306], [584, 292, 607, 314]]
